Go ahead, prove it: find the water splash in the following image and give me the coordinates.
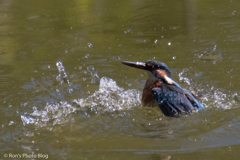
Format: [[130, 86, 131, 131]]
[[74, 77, 142, 113], [20, 61, 239, 130], [87, 65, 100, 84], [21, 101, 77, 127], [87, 43, 93, 48], [56, 61, 69, 85], [21, 77, 142, 128], [178, 68, 239, 110], [201, 89, 239, 109], [213, 44, 217, 52], [178, 68, 191, 85], [197, 44, 222, 62]]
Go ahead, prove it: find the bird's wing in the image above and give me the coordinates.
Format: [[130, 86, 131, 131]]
[[152, 84, 196, 117], [182, 88, 204, 110], [166, 82, 204, 110]]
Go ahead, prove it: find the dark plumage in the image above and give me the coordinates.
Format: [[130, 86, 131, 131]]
[[152, 84, 194, 117], [122, 60, 204, 117]]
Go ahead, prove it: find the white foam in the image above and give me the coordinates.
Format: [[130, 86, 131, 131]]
[[21, 77, 142, 128], [74, 77, 142, 112]]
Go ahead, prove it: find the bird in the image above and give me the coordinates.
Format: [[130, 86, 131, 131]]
[[122, 60, 204, 117]]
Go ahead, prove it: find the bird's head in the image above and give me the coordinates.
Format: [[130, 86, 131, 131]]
[[122, 60, 175, 85]]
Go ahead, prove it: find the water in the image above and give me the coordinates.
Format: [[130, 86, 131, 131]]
[[1, 0, 240, 159]]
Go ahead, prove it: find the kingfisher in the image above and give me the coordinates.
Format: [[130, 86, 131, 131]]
[[122, 60, 204, 117]]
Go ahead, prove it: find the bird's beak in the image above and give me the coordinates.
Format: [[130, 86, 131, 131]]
[[121, 61, 146, 70]]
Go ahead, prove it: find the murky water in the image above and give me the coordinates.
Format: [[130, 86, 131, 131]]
[[1, 0, 240, 159]]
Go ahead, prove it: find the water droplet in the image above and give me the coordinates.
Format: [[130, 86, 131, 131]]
[[87, 43, 93, 48], [124, 30, 127, 33], [56, 61, 70, 85], [154, 39, 158, 44], [69, 88, 73, 94], [173, 56, 176, 59], [119, 44, 121, 46], [9, 121, 14, 125], [65, 50, 68, 53], [85, 54, 89, 58], [87, 66, 94, 72], [83, 77, 86, 81], [168, 42, 171, 46], [79, 66, 82, 70], [213, 44, 217, 51]]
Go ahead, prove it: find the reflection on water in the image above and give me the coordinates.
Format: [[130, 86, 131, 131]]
[[1, 0, 240, 159]]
